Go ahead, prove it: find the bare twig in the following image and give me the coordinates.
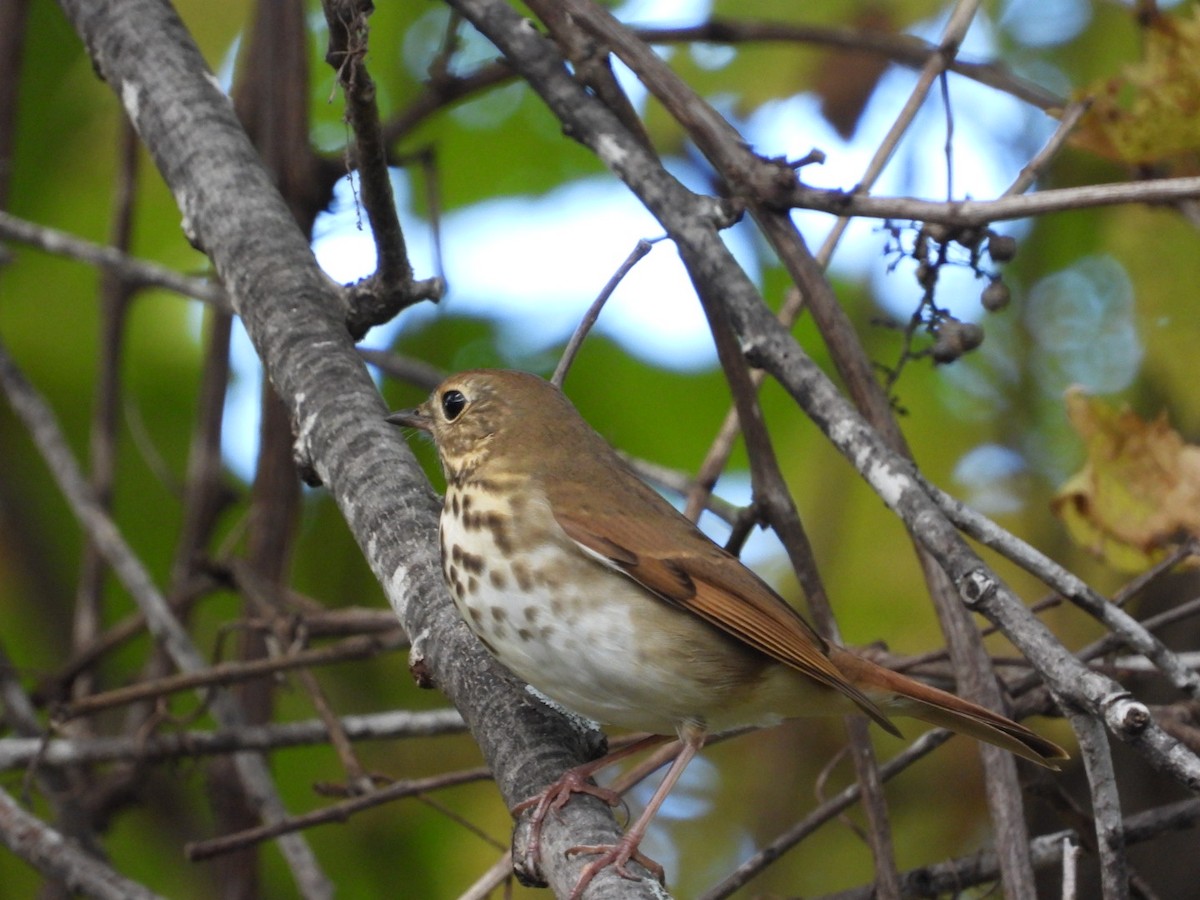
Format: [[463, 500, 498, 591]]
[[358, 348, 445, 391], [62, 629, 407, 721], [0, 709, 464, 772], [1069, 711, 1128, 900], [698, 276, 901, 894], [0, 340, 332, 898], [698, 730, 954, 900], [186, 766, 492, 860], [0, 209, 225, 308], [820, 797, 1200, 900], [321, 0, 443, 336], [928, 480, 1200, 699], [552, 238, 655, 387], [785, 176, 1200, 226], [638, 18, 1064, 112]]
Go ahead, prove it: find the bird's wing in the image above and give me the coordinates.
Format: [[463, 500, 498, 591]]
[[555, 509, 898, 734]]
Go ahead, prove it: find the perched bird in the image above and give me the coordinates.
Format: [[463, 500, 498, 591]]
[[388, 369, 1066, 897]]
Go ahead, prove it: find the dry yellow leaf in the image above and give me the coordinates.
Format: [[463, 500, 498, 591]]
[[1051, 388, 1200, 570], [1072, 8, 1200, 169]]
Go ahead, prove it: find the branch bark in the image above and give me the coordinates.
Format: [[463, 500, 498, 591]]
[[52, 1, 646, 897]]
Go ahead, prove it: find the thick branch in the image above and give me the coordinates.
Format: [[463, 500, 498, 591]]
[[53, 3, 635, 899]]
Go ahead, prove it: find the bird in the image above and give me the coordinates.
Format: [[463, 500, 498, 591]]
[[387, 368, 1067, 898]]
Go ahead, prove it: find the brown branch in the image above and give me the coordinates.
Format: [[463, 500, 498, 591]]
[[639, 18, 1064, 112], [693, 260, 901, 894], [321, 0, 443, 337], [552, 238, 655, 387], [186, 766, 492, 861], [62, 629, 407, 721], [379, 60, 515, 146]]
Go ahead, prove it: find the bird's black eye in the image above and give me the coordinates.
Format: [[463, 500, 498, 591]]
[[441, 389, 467, 421]]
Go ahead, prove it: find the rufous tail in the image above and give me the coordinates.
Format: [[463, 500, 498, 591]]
[[831, 648, 1068, 769]]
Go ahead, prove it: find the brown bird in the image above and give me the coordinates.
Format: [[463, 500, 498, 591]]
[[388, 369, 1066, 898]]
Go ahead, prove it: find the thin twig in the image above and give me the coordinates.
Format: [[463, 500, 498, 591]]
[[698, 730, 954, 900], [928, 480, 1200, 699], [0, 209, 225, 308], [186, 766, 492, 860], [785, 175, 1200, 226], [819, 797, 1200, 900], [62, 629, 407, 721], [552, 238, 655, 387], [638, 19, 1063, 112], [0, 709, 465, 772], [0, 341, 332, 897]]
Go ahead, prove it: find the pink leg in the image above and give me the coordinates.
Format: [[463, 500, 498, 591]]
[[512, 734, 670, 873], [565, 726, 706, 899]]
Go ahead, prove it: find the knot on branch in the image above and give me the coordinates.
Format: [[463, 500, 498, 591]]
[[748, 154, 804, 209], [1104, 693, 1151, 737], [323, 0, 374, 74], [344, 276, 445, 341], [407, 626, 436, 689], [957, 567, 997, 608]]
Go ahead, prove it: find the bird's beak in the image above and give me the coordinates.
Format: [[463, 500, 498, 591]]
[[386, 407, 432, 432]]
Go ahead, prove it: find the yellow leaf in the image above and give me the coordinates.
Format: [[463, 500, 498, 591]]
[[1072, 8, 1200, 169], [1051, 388, 1200, 570]]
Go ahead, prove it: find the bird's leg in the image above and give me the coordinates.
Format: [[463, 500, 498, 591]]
[[512, 734, 670, 873], [565, 726, 706, 899]]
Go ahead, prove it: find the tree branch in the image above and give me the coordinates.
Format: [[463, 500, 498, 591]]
[[53, 2, 639, 898]]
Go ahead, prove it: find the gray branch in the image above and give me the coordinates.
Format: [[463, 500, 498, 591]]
[[52, 1, 638, 898], [0, 709, 464, 772], [0, 786, 164, 900]]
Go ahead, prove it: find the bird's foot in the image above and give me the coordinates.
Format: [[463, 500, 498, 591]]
[[512, 767, 623, 872], [565, 836, 665, 899]]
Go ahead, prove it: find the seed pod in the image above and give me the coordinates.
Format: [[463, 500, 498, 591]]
[[931, 318, 984, 363], [981, 279, 1011, 312], [988, 234, 1017, 262]]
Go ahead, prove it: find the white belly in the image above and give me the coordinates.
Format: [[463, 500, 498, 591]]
[[438, 485, 789, 735]]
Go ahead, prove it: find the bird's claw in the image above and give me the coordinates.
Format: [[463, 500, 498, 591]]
[[566, 838, 665, 899], [512, 769, 623, 872]]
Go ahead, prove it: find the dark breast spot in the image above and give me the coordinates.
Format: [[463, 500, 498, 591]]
[[482, 512, 513, 555], [489, 570, 508, 589], [511, 562, 533, 592]]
